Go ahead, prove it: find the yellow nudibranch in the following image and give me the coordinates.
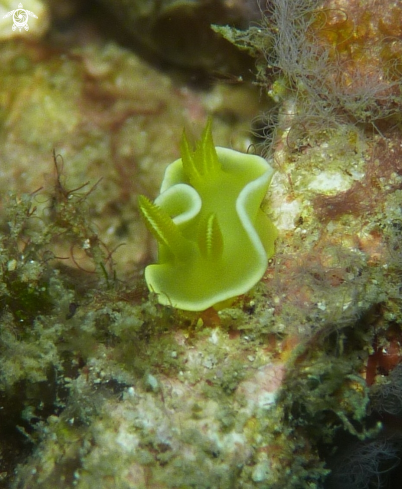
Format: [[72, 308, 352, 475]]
[[138, 120, 277, 311]]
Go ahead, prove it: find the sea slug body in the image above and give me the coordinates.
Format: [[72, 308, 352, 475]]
[[139, 120, 277, 311]]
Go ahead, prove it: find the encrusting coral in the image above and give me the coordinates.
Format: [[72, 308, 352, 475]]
[[138, 119, 277, 311]]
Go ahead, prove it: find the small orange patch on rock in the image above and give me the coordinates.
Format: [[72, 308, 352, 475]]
[[357, 230, 386, 264]]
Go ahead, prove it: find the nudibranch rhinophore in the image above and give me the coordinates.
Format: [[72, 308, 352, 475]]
[[138, 120, 277, 311]]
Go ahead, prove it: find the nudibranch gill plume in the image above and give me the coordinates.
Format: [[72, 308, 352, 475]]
[[138, 120, 277, 311]]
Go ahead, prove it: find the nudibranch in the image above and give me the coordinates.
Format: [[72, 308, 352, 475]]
[[138, 119, 277, 311]]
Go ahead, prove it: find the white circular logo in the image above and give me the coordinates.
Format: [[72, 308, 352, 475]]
[[3, 3, 38, 33], [12, 8, 29, 31]]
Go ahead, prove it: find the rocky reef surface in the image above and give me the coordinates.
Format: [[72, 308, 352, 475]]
[[0, 1, 402, 488]]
